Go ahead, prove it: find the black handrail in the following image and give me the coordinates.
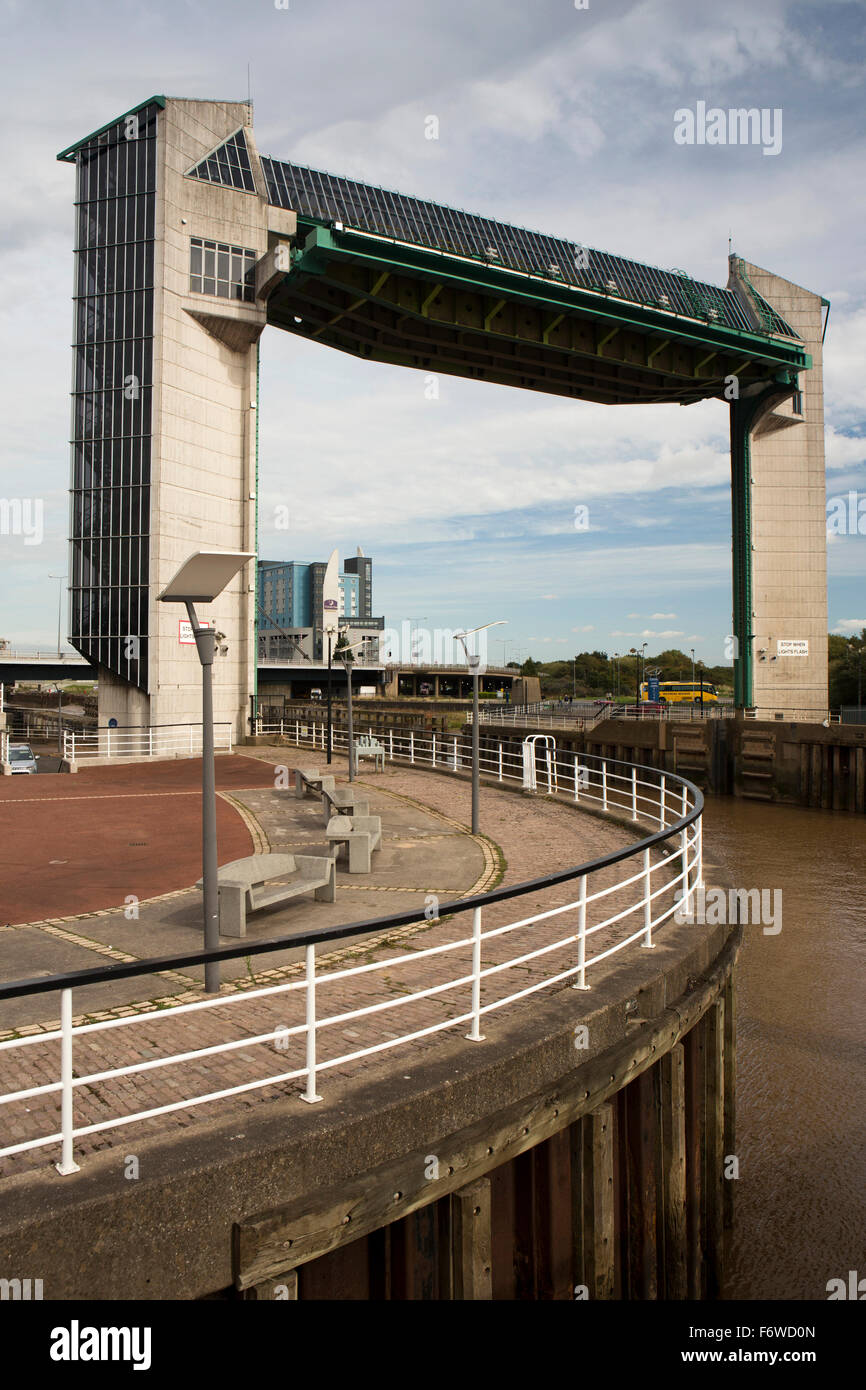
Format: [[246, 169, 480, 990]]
[[0, 755, 702, 1004]]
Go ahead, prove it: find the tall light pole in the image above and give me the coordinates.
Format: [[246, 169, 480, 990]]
[[454, 620, 506, 834], [158, 549, 254, 994], [691, 648, 695, 689], [339, 635, 367, 780], [324, 622, 336, 765], [49, 573, 66, 657]]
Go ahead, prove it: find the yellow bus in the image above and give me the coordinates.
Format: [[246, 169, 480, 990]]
[[639, 680, 719, 705]]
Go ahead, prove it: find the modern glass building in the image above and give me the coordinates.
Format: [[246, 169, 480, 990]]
[[343, 551, 372, 619]]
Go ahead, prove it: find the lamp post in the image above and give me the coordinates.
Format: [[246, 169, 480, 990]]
[[325, 623, 336, 765], [454, 620, 506, 835], [338, 636, 367, 780], [629, 648, 639, 706], [49, 573, 66, 657], [158, 549, 254, 994], [691, 648, 695, 689], [53, 683, 62, 757]]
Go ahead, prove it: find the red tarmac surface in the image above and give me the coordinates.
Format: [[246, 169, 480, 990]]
[[0, 755, 277, 926]]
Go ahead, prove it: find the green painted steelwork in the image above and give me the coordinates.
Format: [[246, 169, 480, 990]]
[[56, 96, 167, 161], [287, 223, 811, 380]]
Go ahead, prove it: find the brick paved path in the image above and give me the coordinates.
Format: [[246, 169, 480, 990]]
[[0, 750, 680, 1181]]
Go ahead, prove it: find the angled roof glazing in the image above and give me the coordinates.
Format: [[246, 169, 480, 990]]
[[187, 128, 256, 193], [260, 155, 798, 340]]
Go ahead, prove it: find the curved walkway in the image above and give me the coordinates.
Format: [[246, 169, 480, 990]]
[[0, 747, 654, 1180]]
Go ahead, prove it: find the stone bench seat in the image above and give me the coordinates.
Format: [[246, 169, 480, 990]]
[[321, 784, 370, 825], [199, 852, 336, 938], [325, 814, 383, 874], [294, 767, 336, 799]]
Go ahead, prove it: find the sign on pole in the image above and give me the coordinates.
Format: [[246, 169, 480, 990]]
[[179, 619, 213, 645]]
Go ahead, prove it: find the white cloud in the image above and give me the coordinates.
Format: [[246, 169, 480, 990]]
[[832, 618, 866, 635], [610, 628, 685, 639]]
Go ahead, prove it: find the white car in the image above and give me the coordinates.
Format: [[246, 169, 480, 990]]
[[7, 743, 38, 773]]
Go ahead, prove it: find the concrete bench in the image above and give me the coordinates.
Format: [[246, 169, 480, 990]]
[[321, 783, 370, 826], [294, 767, 336, 800], [325, 813, 383, 874], [354, 735, 385, 772], [200, 852, 336, 938]]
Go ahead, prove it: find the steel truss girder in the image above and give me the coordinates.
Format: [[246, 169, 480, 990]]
[[278, 223, 809, 400], [267, 270, 787, 406]]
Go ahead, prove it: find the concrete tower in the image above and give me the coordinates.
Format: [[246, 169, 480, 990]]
[[728, 258, 829, 720], [60, 96, 295, 742]]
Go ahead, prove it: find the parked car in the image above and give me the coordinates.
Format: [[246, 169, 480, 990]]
[[7, 743, 38, 773]]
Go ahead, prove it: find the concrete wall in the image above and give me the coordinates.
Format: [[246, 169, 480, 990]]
[[99, 99, 296, 742], [147, 100, 264, 741], [736, 260, 828, 721]]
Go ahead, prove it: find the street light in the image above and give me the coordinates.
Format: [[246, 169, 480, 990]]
[[49, 573, 66, 657], [158, 548, 254, 994], [338, 635, 367, 780], [691, 648, 696, 689], [324, 623, 337, 765], [454, 620, 506, 834]]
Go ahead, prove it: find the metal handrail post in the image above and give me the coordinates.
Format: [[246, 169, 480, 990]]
[[302, 945, 322, 1104], [465, 907, 485, 1041], [55, 989, 80, 1175]]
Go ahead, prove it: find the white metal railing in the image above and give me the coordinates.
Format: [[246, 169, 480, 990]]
[[472, 702, 731, 728], [62, 723, 233, 760], [0, 728, 701, 1176]]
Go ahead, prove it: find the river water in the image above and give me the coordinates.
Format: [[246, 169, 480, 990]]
[[701, 797, 866, 1300]]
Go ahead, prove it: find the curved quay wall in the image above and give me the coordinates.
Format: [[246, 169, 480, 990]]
[[0, 733, 740, 1301]]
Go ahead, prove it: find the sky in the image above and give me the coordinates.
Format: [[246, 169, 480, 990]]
[[0, 0, 864, 664]]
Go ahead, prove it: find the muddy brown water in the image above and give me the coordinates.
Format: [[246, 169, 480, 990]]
[[701, 797, 866, 1300]]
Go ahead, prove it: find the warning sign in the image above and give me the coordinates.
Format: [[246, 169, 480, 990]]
[[179, 619, 213, 645], [777, 639, 809, 657]]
